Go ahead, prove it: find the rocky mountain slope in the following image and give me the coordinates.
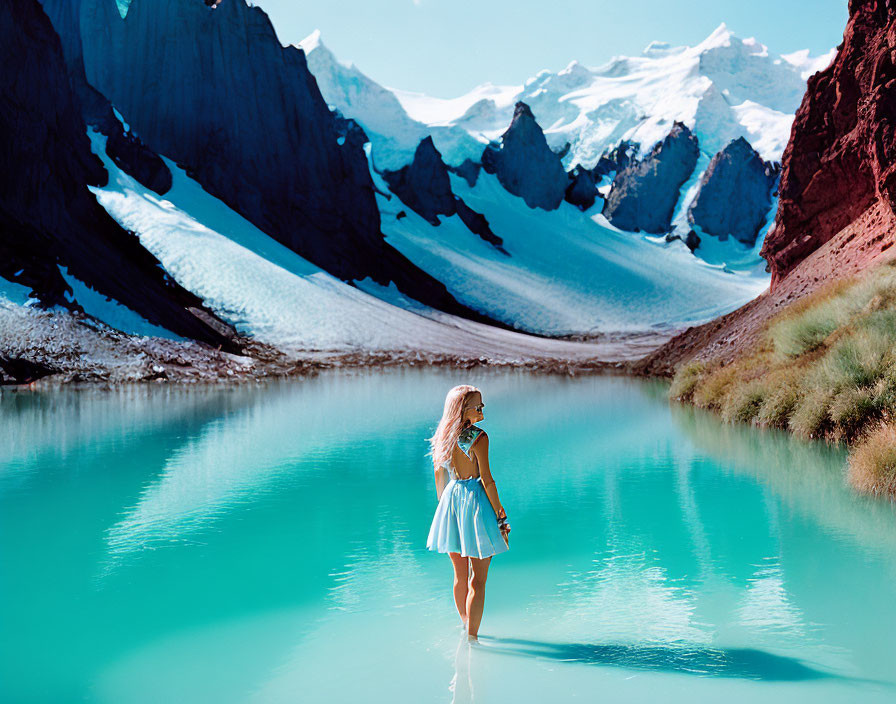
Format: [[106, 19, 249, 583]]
[[631, 0, 896, 376], [0, 0, 845, 383], [69, 0, 492, 325], [308, 24, 834, 263], [760, 0, 896, 289], [1, 0, 239, 354]]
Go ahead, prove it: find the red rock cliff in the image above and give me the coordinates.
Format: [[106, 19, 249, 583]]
[[631, 0, 896, 376], [760, 0, 896, 289]]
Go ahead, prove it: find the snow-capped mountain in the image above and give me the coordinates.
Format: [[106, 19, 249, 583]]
[[300, 22, 834, 265], [297, 28, 773, 335], [0, 1, 837, 383], [392, 24, 835, 167], [299, 30, 480, 171]]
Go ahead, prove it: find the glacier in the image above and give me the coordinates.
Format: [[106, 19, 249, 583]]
[[84, 129, 675, 364], [87, 126, 767, 353]]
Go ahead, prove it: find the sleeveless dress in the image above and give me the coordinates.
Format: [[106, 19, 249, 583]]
[[426, 425, 509, 559]]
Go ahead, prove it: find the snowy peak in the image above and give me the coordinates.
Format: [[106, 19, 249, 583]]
[[298, 27, 324, 53], [642, 40, 686, 58], [693, 22, 735, 52], [298, 29, 483, 169], [781, 47, 838, 80], [393, 24, 832, 168]]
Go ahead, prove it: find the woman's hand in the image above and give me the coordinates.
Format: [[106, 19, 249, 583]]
[[497, 506, 510, 537]]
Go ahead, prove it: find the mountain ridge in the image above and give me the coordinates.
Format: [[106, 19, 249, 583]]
[[631, 0, 896, 376]]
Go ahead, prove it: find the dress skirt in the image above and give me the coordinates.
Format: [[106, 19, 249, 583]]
[[426, 477, 509, 559]]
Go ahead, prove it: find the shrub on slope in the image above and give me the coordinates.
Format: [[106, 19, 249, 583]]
[[669, 258, 896, 497]]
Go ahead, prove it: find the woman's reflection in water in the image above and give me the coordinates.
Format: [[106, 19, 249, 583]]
[[450, 631, 475, 703]]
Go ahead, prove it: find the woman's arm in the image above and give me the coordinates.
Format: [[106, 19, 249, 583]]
[[472, 433, 505, 518], [434, 464, 448, 500]]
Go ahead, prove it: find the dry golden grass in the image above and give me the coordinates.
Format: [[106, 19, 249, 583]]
[[756, 367, 804, 429], [848, 422, 896, 497], [691, 363, 738, 410], [668, 258, 896, 497], [828, 386, 878, 443], [720, 378, 767, 424], [788, 387, 834, 439], [668, 361, 704, 402]]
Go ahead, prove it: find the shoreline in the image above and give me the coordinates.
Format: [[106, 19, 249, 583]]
[[0, 350, 652, 392], [0, 309, 677, 389]]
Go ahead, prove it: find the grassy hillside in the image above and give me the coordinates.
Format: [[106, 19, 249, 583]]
[[669, 258, 896, 498]]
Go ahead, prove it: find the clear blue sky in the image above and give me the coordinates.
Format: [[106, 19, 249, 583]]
[[254, 0, 848, 98]]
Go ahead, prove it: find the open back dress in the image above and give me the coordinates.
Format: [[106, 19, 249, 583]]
[[426, 425, 509, 559]]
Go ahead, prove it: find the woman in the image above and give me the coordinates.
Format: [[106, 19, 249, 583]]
[[426, 385, 510, 641]]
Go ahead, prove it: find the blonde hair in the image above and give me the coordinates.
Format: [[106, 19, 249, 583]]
[[427, 384, 481, 470]]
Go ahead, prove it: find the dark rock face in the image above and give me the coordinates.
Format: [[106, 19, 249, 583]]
[[76, 0, 488, 323], [448, 159, 481, 188], [384, 137, 506, 251], [593, 142, 637, 179], [664, 229, 701, 251], [481, 102, 568, 211], [565, 166, 599, 211], [687, 137, 779, 245], [761, 0, 896, 289], [333, 112, 370, 150], [455, 200, 506, 253], [0, 355, 56, 385], [602, 122, 700, 233], [0, 0, 238, 350], [37, 0, 172, 195], [554, 142, 571, 160], [105, 129, 173, 194], [382, 137, 456, 225]]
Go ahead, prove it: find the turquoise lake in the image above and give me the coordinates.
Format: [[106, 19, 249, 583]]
[[2, 368, 895, 703]]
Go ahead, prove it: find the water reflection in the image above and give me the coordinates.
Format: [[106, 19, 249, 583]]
[[550, 546, 712, 645], [450, 634, 475, 704], [3, 370, 896, 703], [736, 558, 809, 638], [98, 371, 455, 569], [669, 402, 896, 556], [0, 386, 249, 488]]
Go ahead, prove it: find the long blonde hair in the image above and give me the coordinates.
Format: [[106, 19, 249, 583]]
[[427, 384, 481, 470]]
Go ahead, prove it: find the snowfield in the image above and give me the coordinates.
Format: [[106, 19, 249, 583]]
[[82, 130, 678, 364], [372, 166, 769, 335], [298, 30, 483, 170]]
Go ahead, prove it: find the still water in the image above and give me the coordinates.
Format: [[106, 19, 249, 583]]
[[1, 368, 895, 703]]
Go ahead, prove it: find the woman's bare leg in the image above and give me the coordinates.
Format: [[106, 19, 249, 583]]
[[465, 556, 491, 639], [448, 552, 470, 627]]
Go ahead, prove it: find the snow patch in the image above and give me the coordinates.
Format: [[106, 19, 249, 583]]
[[377, 168, 769, 335], [86, 129, 671, 363], [0, 276, 35, 307]]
